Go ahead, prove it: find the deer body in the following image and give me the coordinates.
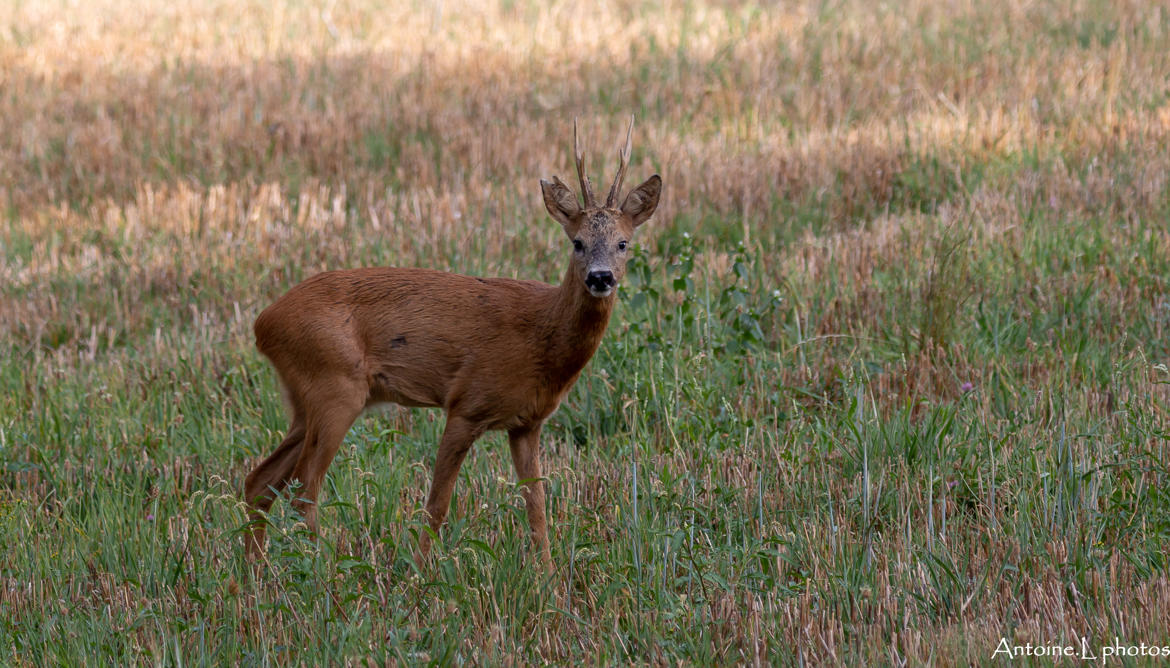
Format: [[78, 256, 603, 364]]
[[254, 266, 613, 429], [244, 119, 660, 568]]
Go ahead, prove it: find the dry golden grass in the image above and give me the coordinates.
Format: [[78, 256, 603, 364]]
[[5, 0, 1169, 359]]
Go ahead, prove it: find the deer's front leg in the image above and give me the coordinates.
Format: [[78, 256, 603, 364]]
[[417, 415, 482, 562], [508, 422, 552, 571]]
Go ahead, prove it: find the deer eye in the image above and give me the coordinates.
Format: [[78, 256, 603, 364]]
[[572, 239, 584, 253], [617, 240, 628, 252]]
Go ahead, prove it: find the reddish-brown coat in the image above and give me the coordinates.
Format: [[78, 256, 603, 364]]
[[243, 119, 661, 570], [253, 265, 614, 430]]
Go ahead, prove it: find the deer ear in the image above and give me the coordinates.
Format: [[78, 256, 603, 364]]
[[621, 175, 661, 227], [541, 176, 581, 234]]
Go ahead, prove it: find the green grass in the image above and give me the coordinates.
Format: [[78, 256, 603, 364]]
[[5, 186, 1170, 662]]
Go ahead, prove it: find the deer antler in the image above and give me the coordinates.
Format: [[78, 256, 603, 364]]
[[573, 118, 596, 208], [606, 115, 635, 208]]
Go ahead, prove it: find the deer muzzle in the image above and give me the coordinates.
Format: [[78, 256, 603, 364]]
[[585, 269, 616, 296]]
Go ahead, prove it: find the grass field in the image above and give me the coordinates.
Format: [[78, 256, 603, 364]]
[[3, 0, 1170, 664]]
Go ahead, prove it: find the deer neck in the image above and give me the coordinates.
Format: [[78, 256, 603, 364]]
[[542, 265, 615, 387]]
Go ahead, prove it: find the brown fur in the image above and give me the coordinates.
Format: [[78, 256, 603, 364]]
[[243, 120, 661, 569]]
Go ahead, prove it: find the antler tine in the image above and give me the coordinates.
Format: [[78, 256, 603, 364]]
[[606, 115, 635, 208], [573, 118, 596, 208]]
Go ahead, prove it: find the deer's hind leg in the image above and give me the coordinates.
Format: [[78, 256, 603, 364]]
[[244, 414, 307, 559], [287, 376, 367, 536]]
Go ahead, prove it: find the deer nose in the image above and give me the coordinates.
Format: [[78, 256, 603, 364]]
[[585, 270, 616, 291]]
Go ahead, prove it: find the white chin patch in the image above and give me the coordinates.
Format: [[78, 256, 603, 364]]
[[588, 287, 614, 298]]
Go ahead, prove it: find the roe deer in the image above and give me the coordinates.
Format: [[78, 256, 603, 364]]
[[244, 117, 661, 568]]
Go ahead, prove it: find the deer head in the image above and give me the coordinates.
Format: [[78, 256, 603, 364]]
[[541, 117, 662, 298]]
